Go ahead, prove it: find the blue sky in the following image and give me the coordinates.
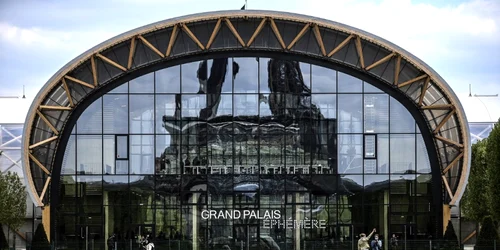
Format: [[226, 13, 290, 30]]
[[0, 0, 499, 123]]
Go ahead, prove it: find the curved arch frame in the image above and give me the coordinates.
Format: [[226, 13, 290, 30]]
[[22, 9, 470, 229]]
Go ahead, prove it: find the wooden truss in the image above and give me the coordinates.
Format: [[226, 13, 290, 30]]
[[24, 12, 469, 222]]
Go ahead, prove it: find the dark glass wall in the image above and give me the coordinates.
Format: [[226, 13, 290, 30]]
[[55, 57, 434, 250]]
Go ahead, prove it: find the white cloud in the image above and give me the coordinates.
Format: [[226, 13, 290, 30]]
[[0, 22, 117, 52], [297, 0, 500, 122], [297, 0, 499, 60]]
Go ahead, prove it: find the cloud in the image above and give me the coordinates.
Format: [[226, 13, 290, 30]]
[[0, 22, 117, 52], [297, 0, 499, 60], [296, 0, 500, 122]]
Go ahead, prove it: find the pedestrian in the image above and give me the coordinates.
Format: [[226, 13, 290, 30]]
[[390, 234, 399, 250], [370, 234, 382, 250], [358, 228, 376, 250]]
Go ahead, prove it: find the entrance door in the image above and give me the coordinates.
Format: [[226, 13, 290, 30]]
[[77, 225, 103, 250]]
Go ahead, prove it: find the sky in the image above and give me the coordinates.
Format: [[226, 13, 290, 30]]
[[0, 0, 499, 123]]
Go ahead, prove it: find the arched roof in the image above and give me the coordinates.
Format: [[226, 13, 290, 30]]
[[22, 10, 470, 210]]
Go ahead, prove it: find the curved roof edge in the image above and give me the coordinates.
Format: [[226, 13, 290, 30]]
[[22, 9, 470, 208]]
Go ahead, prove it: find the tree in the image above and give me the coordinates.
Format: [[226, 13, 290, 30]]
[[475, 216, 499, 250], [443, 220, 459, 249], [461, 139, 490, 221], [0, 171, 26, 248], [32, 224, 50, 250], [486, 119, 500, 223]]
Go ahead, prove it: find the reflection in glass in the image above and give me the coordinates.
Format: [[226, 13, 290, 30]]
[[58, 57, 436, 248]]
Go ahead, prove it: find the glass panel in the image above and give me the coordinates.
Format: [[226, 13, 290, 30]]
[[259, 57, 271, 93], [129, 95, 154, 134], [338, 94, 362, 133], [390, 97, 415, 133], [364, 134, 376, 158], [364, 94, 389, 133], [103, 94, 128, 134], [312, 94, 336, 119], [61, 135, 76, 175], [130, 135, 154, 175], [77, 97, 102, 134], [416, 134, 431, 173], [156, 65, 180, 93], [109, 82, 128, 93], [378, 134, 389, 174], [130, 72, 154, 93], [233, 57, 258, 93], [181, 61, 201, 93], [390, 134, 415, 174], [338, 134, 363, 174], [103, 135, 114, 174], [77, 135, 102, 175], [338, 72, 362, 93], [155, 94, 177, 134], [364, 81, 383, 93], [117, 135, 128, 159], [312, 65, 336, 93]]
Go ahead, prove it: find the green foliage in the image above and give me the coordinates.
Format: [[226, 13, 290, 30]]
[[0, 224, 8, 250], [32, 224, 50, 250], [486, 119, 500, 223], [462, 139, 490, 221], [0, 172, 26, 231], [475, 216, 499, 250], [442, 220, 459, 249]]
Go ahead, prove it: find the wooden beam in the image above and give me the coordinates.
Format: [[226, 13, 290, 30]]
[[418, 77, 431, 106], [365, 52, 395, 71], [29, 136, 58, 150], [269, 18, 286, 49], [435, 135, 464, 148], [287, 23, 310, 50], [355, 36, 365, 69], [128, 36, 136, 69], [28, 153, 51, 175], [433, 109, 456, 134], [61, 78, 74, 108], [312, 24, 326, 56], [64, 75, 94, 89], [442, 151, 464, 174], [166, 25, 179, 56], [39, 177, 52, 202], [224, 18, 246, 47], [39, 105, 72, 111], [96, 53, 127, 72], [327, 34, 354, 57], [461, 230, 476, 244], [206, 18, 222, 49], [181, 23, 205, 50], [422, 104, 454, 110], [398, 74, 428, 88], [138, 35, 165, 58], [36, 110, 59, 135], [90, 55, 98, 86], [442, 175, 454, 198], [394, 55, 401, 85], [247, 18, 267, 47]]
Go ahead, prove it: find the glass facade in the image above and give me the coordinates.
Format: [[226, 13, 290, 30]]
[[55, 57, 435, 249]]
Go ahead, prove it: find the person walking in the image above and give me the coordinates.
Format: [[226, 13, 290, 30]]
[[370, 234, 382, 250], [358, 228, 376, 250], [390, 234, 399, 250]]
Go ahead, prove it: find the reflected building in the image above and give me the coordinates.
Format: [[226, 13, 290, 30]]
[[21, 10, 471, 250]]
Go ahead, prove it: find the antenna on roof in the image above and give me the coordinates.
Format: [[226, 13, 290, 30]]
[[468, 84, 472, 97], [22, 85, 26, 99]]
